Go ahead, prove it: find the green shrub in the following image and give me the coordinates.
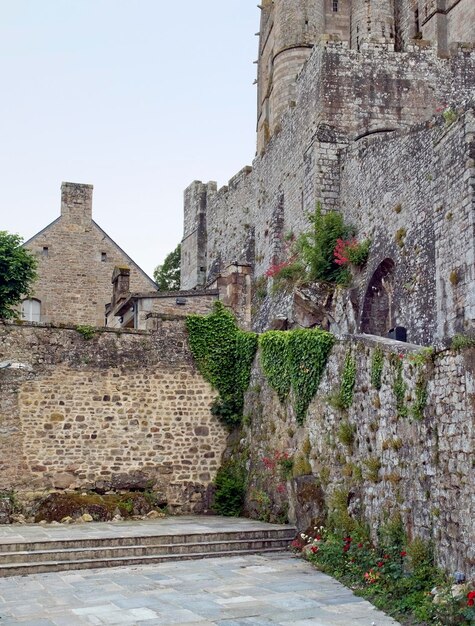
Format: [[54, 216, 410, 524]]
[[346, 239, 371, 266], [76, 325, 97, 340], [451, 334, 475, 351], [297, 203, 354, 283], [213, 461, 246, 516]]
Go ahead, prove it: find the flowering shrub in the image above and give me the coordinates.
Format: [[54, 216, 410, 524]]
[[262, 450, 293, 479], [298, 524, 475, 625], [334, 238, 371, 267]]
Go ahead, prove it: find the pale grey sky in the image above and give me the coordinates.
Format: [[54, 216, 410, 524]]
[[0, 0, 258, 277]]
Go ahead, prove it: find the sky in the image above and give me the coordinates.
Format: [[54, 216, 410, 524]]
[[0, 0, 259, 278]]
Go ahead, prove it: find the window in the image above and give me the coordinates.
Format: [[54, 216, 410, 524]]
[[101, 252, 107, 262], [333, 0, 338, 12], [42, 246, 49, 257], [21, 299, 41, 322]]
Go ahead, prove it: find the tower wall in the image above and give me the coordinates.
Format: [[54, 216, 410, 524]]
[[181, 181, 216, 290], [257, 0, 326, 153], [351, 0, 396, 49]]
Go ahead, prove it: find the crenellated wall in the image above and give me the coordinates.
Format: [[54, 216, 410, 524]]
[[182, 38, 475, 344]]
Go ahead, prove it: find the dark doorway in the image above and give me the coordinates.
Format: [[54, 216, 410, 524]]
[[361, 258, 396, 336]]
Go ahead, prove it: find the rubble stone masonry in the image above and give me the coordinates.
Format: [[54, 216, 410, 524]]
[[0, 321, 226, 514]]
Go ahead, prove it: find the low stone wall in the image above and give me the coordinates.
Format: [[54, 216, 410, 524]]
[[237, 335, 475, 577], [0, 321, 226, 514]]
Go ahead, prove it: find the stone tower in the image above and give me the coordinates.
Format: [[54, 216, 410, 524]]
[[351, 0, 396, 49], [257, 0, 327, 153]]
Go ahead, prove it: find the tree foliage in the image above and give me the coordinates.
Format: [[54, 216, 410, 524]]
[[0, 231, 37, 319], [153, 243, 181, 291]]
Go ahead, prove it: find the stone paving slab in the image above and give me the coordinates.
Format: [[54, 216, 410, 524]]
[[0, 516, 294, 545], [0, 553, 402, 625]]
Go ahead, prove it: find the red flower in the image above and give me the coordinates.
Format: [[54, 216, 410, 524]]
[[311, 545, 319, 554], [467, 591, 475, 606], [400, 551, 407, 557], [384, 554, 390, 560], [398, 353, 404, 359], [357, 542, 363, 549], [377, 561, 384, 568]]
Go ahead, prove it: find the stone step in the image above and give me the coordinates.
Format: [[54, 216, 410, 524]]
[[0, 546, 289, 577], [0, 526, 296, 577], [0, 528, 294, 553], [0, 536, 293, 565]]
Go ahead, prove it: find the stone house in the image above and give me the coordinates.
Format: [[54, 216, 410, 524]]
[[22, 182, 156, 327]]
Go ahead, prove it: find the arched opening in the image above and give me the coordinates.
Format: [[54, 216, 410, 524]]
[[21, 298, 41, 323], [361, 259, 395, 336]]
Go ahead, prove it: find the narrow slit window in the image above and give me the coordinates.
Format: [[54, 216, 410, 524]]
[[101, 252, 107, 262], [333, 0, 338, 12], [42, 246, 49, 257]]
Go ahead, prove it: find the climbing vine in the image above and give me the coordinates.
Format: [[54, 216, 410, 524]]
[[392, 355, 408, 418], [412, 373, 428, 421], [186, 302, 257, 428], [259, 328, 334, 423], [339, 351, 356, 409], [370, 347, 384, 390], [258, 332, 291, 402]]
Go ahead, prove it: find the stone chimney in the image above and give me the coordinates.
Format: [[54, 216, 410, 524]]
[[60, 182, 93, 224], [111, 266, 131, 309]]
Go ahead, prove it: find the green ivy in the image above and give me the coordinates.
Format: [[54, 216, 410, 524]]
[[259, 328, 334, 423], [412, 372, 428, 421], [392, 356, 408, 418], [288, 329, 335, 423], [339, 351, 356, 409], [258, 332, 291, 402], [370, 348, 384, 390], [186, 302, 258, 428]]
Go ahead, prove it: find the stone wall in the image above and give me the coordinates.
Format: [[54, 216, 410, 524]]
[[0, 321, 227, 514], [235, 335, 475, 576], [339, 106, 475, 344], [181, 39, 475, 343]]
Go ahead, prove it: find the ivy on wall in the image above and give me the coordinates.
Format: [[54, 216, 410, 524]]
[[392, 355, 408, 418], [186, 302, 258, 428], [339, 351, 356, 409], [259, 328, 335, 424], [370, 347, 384, 390], [258, 332, 291, 402]]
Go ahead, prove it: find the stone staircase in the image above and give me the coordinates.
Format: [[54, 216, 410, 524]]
[[0, 523, 296, 577]]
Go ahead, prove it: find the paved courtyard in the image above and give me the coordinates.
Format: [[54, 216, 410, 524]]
[[0, 552, 401, 626]]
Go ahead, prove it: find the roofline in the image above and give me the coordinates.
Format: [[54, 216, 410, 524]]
[[92, 221, 157, 289], [22, 217, 61, 247], [23, 215, 157, 289], [113, 290, 219, 316]]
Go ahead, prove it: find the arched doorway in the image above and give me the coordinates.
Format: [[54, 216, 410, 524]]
[[361, 259, 395, 336]]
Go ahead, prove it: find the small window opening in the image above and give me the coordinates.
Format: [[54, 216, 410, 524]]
[[333, 0, 338, 12], [415, 9, 420, 34], [42, 246, 49, 257], [101, 252, 107, 262]]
